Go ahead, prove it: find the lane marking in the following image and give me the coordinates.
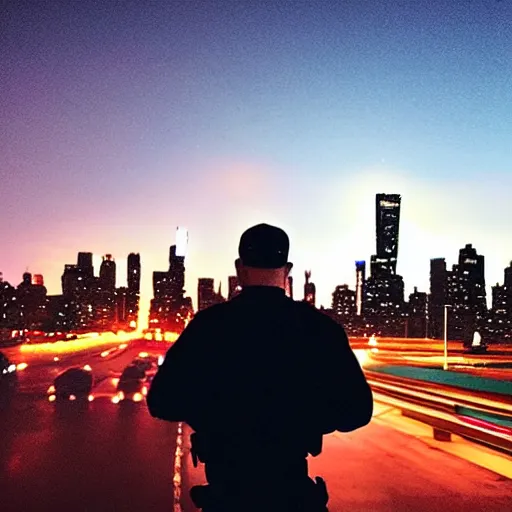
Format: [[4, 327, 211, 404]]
[[174, 422, 184, 512]]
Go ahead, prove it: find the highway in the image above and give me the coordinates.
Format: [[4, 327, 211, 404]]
[[1, 339, 511, 511], [350, 336, 512, 382]]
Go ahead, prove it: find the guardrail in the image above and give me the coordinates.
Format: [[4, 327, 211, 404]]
[[366, 370, 512, 455]]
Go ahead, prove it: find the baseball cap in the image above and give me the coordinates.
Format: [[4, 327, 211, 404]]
[[238, 223, 290, 269]]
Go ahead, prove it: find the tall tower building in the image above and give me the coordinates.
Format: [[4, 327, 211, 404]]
[[125, 253, 141, 330], [355, 261, 366, 316], [458, 244, 486, 311], [77, 252, 94, 276], [408, 287, 428, 338], [332, 284, 356, 323], [429, 258, 447, 338], [97, 254, 116, 329], [168, 245, 186, 299], [504, 261, 512, 289], [304, 271, 316, 307], [364, 194, 404, 335], [149, 227, 192, 333], [374, 194, 401, 275], [99, 254, 116, 290], [444, 244, 488, 341], [127, 253, 141, 294]]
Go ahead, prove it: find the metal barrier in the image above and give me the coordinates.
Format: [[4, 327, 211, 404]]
[[366, 370, 512, 455]]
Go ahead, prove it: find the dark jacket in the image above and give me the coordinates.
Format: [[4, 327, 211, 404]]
[[147, 286, 373, 456]]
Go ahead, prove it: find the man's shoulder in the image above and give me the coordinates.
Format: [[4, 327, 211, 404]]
[[290, 300, 339, 325], [188, 300, 234, 324], [190, 297, 342, 332]]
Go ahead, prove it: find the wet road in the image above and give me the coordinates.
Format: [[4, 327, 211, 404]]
[[183, 411, 512, 512], [0, 345, 177, 512], [1, 340, 511, 511]]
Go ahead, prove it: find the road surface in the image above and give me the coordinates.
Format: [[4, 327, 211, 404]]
[[1, 340, 511, 511], [182, 421, 512, 512]]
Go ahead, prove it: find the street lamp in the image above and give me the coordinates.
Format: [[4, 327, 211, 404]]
[[443, 304, 452, 371]]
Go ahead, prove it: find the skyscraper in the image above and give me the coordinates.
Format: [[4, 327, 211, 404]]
[[458, 244, 487, 313], [364, 194, 405, 335], [408, 287, 428, 338], [304, 271, 316, 307], [127, 253, 141, 294], [168, 245, 186, 300], [374, 194, 401, 275], [487, 262, 512, 342], [0, 278, 17, 329], [355, 261, 366, 317], [197, 278, 225, 311], [504, 261, 512, 289], [97, 254, 116, 329], [99, 254, 116, 290], [149, 228, 192, 333], [332, 285, 356, 325], [77, 252, 94, 276], [16, 272, 48, 330], [126, 253, 141, 329], [60, 252, 97, 330], [429, 258, 447, 339], [445, 244, 488, 340]]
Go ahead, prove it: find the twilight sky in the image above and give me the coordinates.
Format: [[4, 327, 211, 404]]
[[1, 0, 511, 316]]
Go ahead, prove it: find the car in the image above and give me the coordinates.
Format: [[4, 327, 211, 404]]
[[132, 352, 163, 374], [112, 365, 147, 404], [464, 344, 488, 354], [47, 366, 94, 403], [131, 358, 154, 373], [463, 331, 488, 354], [0, 351, 18, 398]]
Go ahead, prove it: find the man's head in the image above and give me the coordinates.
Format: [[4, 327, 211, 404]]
[[235, 223, 293, 289]]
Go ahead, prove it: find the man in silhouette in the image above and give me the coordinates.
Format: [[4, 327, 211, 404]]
[[148, 223, 373, 511]]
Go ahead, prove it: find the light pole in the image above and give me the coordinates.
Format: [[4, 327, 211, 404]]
[[443, 304, 451, 371]]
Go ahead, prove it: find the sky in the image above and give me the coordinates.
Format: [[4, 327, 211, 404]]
[[1, 0, 511, 315]]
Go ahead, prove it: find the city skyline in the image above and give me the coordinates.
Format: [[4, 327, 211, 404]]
[[1, 193, 510, 315], [2, 1, 512, 311]]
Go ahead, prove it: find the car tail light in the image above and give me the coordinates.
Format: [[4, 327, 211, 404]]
[[48, 394, 56, 402], [133, 393, 143, 402], [88, 394, 94, 402]]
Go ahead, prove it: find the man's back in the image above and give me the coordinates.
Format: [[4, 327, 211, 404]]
[[148, 223, 373, 510], [148, 285, 372, 461]]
